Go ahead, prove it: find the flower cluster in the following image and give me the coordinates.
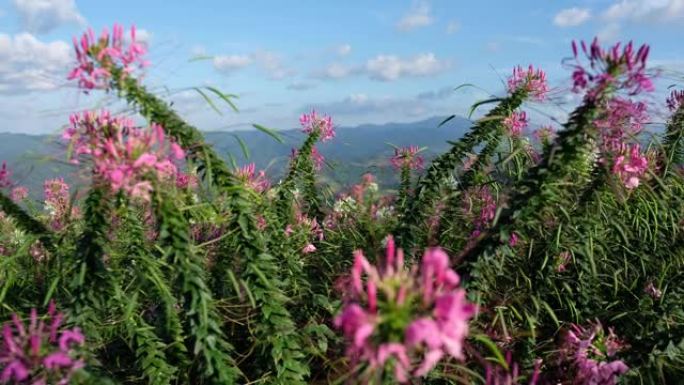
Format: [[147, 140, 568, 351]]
[[43, 178, 78, 231], [507, 65, 549, 101], [235, 163, 270, 193], [666, 89, 684, 112], [595, 98, 648, 151], [611, 143, 649, 189], [334, 236, 476, 383], [390, 146, 424, 170], [503, 111, 528, 137], [0, 302, 86, 384], [533, 126, 556, 145], [0, 162, 11, 189], [10, 187, 28, 203], [63, 110, 185, 201], [68, 24, 148, 91], [569, 39, 653, 99], [300, 110, 335, 142], [558, 322, 629, 385]]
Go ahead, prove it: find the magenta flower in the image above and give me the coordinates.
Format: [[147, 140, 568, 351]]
[[463, 186, 497, 239], [595, 98, 649, 152], [507, 65, 549, 101], [509, 232, 519, 247], [0, 162, 11, 189], [68, 24, 148, 92], [611, 143, 649, 189], [302, 244, 317, 254], [666, 89, 684, 112], [555, 251, 572, 273], [64, 110, 185, 201], [300, 110, 335, 142], [503, 111, 528, 137], [9, 187, 28, 203], [334, 236, 475, 383], [0, 302, 86, 385], [558, 322, 629, 385], [569, 39, 653, 100], [235, 163, 270, 193], [43, 178, 77, 231], [390, 146, 424, 170]]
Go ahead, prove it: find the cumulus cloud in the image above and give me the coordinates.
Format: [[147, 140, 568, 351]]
[[212, 50, 294, 79], [313, 63, 356, 80], [597, 22, 621, 42], [312, 53, 450, 82], [213, 54, 252, 73], [0, 32, 72, 94], [316, 93, 426, 117], [12, 0, 85, 34], [396, 2, 433, 31], [336, 44, 352, 56], [603, 0, 684, 23], [553, 7, 592, 27], [365, 53, 449, 81]]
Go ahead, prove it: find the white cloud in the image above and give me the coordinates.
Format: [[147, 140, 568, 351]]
[[212, 50, 294, 80], [553, 7, 592, 27], [12, 0, 85, 34], [365, 53, 449, 81], [603, 0, 684, 23], [336, 44, 352, 56], [213, 54, 252, 72], [287, 81, 315, 91], [252, 50, 294, 80], [0, 32, 72, 93], [597, 22, 621, 42], [396, 2, 433, 31], [315, 63, 355, 79], [446, 20, 460, 34]]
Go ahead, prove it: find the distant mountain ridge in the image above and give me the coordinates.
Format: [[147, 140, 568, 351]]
[[0, 115, 472, 195]]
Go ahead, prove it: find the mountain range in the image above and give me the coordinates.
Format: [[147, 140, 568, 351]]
[[0, 115, 472, 197]]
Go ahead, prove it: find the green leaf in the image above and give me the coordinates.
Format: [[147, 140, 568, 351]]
[[204, 86, 239, 113], [252, 124, 285, 143]]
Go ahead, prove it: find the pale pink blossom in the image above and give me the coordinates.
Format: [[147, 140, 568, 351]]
[[68, 24, 148, 92], [10, 187, 28, 202], [64, 110, 185, 201], [611, 143, 649, 189], [236, 163, 270, 193], [503, 111, 528, 137], [507, 65, 549, 101], [300, 109, 335, 142], [302, 244, 317, 253], [391, 146, 424, 170]]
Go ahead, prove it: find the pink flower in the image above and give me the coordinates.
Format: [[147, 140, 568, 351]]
[[509, 232, 519, 247], [68, 24, 148, 92], [300, 109, 335, 142], [644, 282, 662, 300], [43, 178, 75, 231], [0, 302, 86, 384], [10, 186, 28, 202], [311, 147, 325, 171], [507, 65, 549, 101], [666, 90, 684, 112], [236, 163, 270, 193], [503, 111, 528, 137], [611, 143, 649, 189], [556, 251, 572, 273], [0, 162, 11, 189], [302, 244, 317, 254], [569, 39, 653, 99], [390, 146, 424, 170], [64, 110, 185, 201], [334, 236, 475, 382]]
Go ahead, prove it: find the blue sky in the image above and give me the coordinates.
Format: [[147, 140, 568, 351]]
[[0, 0, 683, 134]]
